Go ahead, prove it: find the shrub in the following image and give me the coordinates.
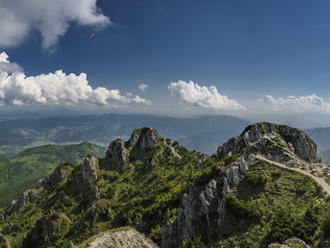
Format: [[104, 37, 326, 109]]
[[244, 171, 267, 186]]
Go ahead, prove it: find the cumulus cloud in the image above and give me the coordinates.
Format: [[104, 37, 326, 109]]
[[0, 52, 150, 107], [168, 80, 246, 111], [0, 52, 23, 73], [138, 84, 149, 92], [0, 0, 110, 49], [259, 94, 330, 113]]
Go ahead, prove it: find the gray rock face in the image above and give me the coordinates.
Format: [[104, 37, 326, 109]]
[[7, 189, 38, 213], [128, 127, 162, 149], [161, 178, 229, 248], [217, 122, 320, 163], [239, 156, 249, 173], [277, 125, 319, 162], [81, 155, 99, 184], [83, 228, 158, 248], [226, 166, 240, 187], [106, 139, 128, 171]]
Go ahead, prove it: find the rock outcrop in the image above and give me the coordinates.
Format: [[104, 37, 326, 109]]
[[7, 189, 38, 213], [161, 152, 253, 247], [81, 155, 99, 184], [128, 127, 162, 149], [41, 162, 75, 189], [83, 228, 158, 248], [161, 177, 229, 247], [217, 122, 320, 164], [106, 139, 128, 172], [104, 127, 183, 171]]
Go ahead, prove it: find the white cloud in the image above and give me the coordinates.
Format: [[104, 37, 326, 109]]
[[138, 84, 149, 92], [0, 0, 110, 49], [0, 52, 150, 107], [259, 94, 330, 113], [0, 52, 23, 73], [168, 80, 246, 111]]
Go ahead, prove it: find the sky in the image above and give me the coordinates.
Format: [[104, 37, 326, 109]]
[[1, 0, 330, 127]]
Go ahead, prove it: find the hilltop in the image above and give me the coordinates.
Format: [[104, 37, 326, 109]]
[[0, 124, 329, 247]]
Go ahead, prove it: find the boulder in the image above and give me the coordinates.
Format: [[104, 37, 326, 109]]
[[84, 228, 158, 248]]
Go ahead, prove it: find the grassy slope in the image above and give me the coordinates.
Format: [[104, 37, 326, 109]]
[[1, 143, 222, 247], [0, 142, 106, 206], [215, 159, 329, 248]]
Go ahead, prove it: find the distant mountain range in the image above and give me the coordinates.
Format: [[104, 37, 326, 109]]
[[2, 112, 330, 163], [0, 114, 250, 156]]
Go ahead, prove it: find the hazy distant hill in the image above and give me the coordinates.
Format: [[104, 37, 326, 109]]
[[0, 114, 250, 156]]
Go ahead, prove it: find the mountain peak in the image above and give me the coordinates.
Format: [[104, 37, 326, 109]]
[[103, 127, 182, 172], [128, 127, 163, 149], [217, 122, 320, 164]]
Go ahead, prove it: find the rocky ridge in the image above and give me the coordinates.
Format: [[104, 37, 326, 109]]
[[104, 127, 184, 171], [0, 123, 329, 248], [161, 122, 329, 247]]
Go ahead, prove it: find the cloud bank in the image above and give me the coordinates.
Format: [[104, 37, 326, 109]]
[[0, 52, 150, 107], [0, 0, 110, 49], [260, 94, 330, 113], [168, 80, 245, 111]]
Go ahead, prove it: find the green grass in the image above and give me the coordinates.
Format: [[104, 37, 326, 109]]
[[215, 159, 328, 248]]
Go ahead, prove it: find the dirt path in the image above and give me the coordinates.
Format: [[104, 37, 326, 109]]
[[256, 155, 330, 196]]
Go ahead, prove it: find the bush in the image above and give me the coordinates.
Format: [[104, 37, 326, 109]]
[[226, 195, 260, 219], [244, 171, 267, 186]]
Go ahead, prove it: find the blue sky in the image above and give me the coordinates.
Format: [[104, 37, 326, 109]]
[[1, 0, 330, 127]]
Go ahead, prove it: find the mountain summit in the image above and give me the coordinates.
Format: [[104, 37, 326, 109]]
[[0, 124, 329, 248]]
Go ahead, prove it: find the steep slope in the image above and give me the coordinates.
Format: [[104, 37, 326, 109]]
[[0, 142, 106, 206], [0, 124, 329, 248], [162, 123, 330, 247]]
